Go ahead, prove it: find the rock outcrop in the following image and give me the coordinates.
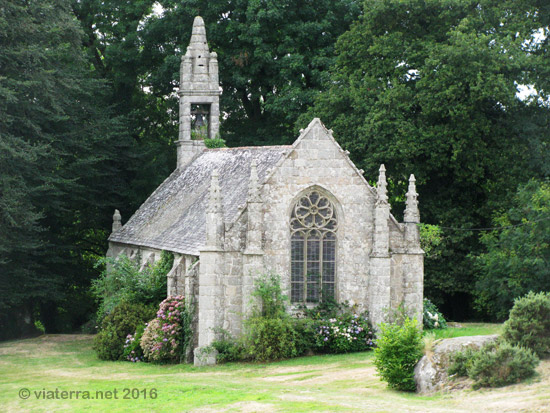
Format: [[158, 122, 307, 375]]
[[414, 334, 499, 394]]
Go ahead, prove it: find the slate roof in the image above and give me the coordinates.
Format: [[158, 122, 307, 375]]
[[109, 146, 290, 256]]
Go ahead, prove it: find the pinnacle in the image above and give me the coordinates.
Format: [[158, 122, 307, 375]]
[[189, 16, 209, 52]]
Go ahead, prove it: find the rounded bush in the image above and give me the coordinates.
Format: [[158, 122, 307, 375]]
[[93, 301, 156, 361], [467, 342, 539, 389], [502, 291, 550, 358], [373, 318, 424, 391], [243, 317, 297, 362]]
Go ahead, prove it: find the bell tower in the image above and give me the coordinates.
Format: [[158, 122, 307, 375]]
[[176, 16, 221, 168]]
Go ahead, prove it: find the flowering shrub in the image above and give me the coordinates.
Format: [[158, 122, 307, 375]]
[[123, 323, 146, 362], [315, 312, 375, 353], [140, 318, 161, 360], [423, 298, 447, 329], [139, 296, 192, 363]]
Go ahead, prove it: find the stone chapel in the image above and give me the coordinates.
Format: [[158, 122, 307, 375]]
[[107, 16, 424, 364]]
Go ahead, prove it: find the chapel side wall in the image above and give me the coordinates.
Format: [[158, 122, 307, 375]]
[[260, 125, 376, 312]]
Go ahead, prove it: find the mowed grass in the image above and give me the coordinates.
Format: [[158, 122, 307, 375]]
[[429, 322, 503, 340], [0, 323, 549, 412]]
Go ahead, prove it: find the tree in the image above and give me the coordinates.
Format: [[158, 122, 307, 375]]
[[475, 180, 550, 320], [303, 0, 550, 319], [0, 0, 132, 338]]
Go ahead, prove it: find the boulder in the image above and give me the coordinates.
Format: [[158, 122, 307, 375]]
[[414, 334, 499, 394]]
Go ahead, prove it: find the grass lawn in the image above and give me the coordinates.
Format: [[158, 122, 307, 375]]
[[1, 323, 548, 412], [429, 322, 503, 340]]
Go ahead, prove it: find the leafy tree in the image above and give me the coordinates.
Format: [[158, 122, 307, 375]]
[[475, 181, 550, 320], [0, 0, 133, 338], [304, 0, 550, 319]]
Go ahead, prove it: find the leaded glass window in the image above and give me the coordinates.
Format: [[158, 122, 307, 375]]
[[290, 190, 337, 303]]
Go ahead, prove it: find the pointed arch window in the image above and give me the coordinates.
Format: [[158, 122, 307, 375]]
[[290, 190, 337, 303]]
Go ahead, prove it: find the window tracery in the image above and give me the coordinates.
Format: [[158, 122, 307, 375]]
[[290, 190, 337, 303]]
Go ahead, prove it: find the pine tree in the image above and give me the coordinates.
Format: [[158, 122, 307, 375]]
[[0, 0, 133, 337]]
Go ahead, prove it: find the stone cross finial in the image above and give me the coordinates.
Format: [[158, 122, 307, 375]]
[[404, 174, 420, 223], [248, 160, 260, 202], [376, 164, 388, 205], [112, 209, 122, 232], [208, 170, 223, 213]]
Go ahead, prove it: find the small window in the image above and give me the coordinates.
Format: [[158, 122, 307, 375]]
[[290, 190, 337, 303]]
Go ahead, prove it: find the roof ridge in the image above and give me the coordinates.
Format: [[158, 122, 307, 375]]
[[206, 145, 292, 151]]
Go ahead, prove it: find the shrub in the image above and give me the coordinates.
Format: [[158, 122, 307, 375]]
[[423, 298, 447, 330], [140, 318, 161, 360], [502, 291, 550, 358], [242, 316, 297, 362], [373, 318, 424, 391], [92, 251, 173, 320], [251, 273, 287, 318], [292, 317, 318, 356], [93, 301, 156, 361], [211, 330, 244, 363], [315, 312, 375, 354], [204, 138, 227, 148], [123, 323, 146, 362], [468, 342, 539, 389], [139, 296, 192, 363], [448, 347, 479, 377]]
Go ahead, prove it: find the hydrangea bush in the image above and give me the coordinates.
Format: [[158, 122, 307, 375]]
[[423, 298, 447, 329], [139, 296, 192, 363], [315, 312, 375, 353]]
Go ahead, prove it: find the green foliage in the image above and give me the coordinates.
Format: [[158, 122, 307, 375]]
[[204, 138, 227, 149], [451, 342, 539, 389], [291, 318, 318, 356], [373, 318, 424, 391], [475, 181, 550, 320], [140, 296, 192, 363], [0, 0, 134, 337], [419, 224, 444, 260], [423, 299, 448, 330], [448, 347, 479, 377], [93, 301, 156, 361], [211, 330, 244, 363], [92, 251, 172, 320], [468, 342, 539, 389], [122, 323, 147, 362], [502, 291, 550, 358], [239, 273, 297, 361], [242, 317, 298, 362], [33, 321, 46, 335], [251, 273, 288, 319], [305, 0, 550, 320]]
